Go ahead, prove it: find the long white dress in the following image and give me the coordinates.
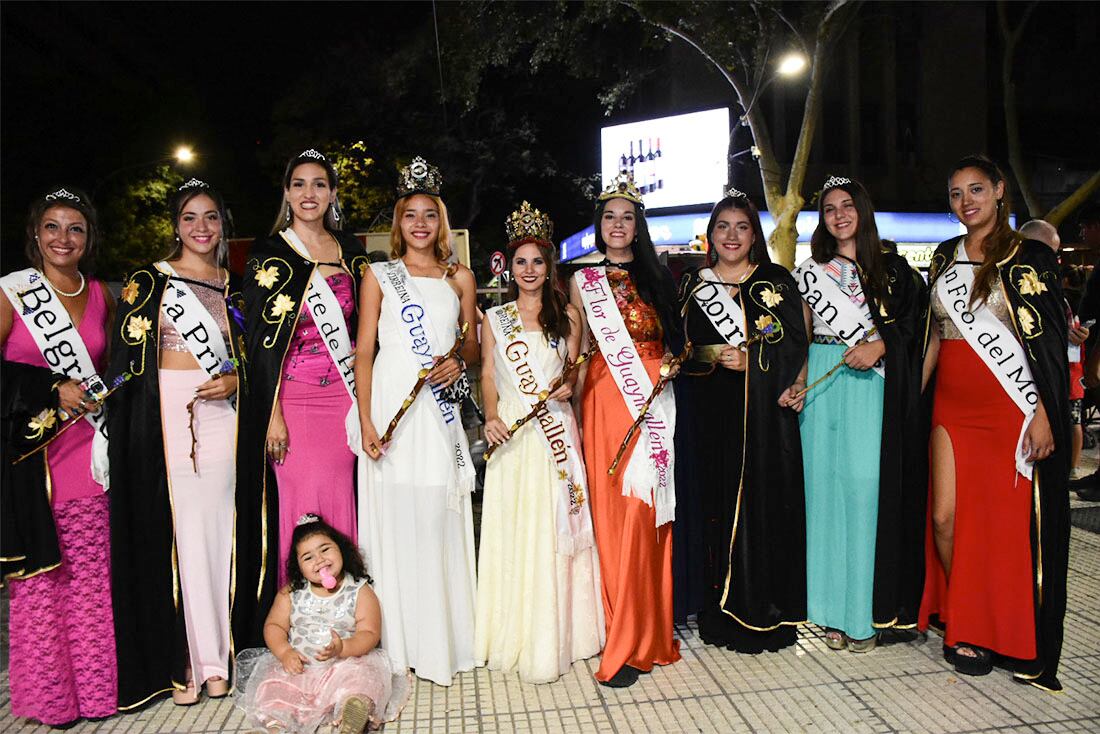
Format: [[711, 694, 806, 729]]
[[358, 274, 477, 687], [474, 330, 604, 683]]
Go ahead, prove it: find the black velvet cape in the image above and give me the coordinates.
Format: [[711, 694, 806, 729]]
[[925, 237, 1071, 691], [105, 264, 245, 709], [231, 230, 366, 650], [673, 263, 809, 650]]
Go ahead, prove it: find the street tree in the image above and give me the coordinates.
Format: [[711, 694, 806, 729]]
[[96, 165, 183, 280]]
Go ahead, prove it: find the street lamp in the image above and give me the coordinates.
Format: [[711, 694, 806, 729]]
[[174, 145, 195, 164], [739, 50, 809, 123], [93, 147, 198, 197]]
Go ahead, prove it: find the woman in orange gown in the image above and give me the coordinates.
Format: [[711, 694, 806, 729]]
[[569, 172, 684, 687]]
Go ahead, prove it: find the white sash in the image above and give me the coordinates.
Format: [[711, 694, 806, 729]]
[[0, 268, 110, 489], [793, 256, 885, 378], [692, 268, 747, 347], [936, 241, 1039, 478], [487, 303, 594, 555], [371, 259, 475, 506], [278, 229, 361, 454], [574, 267, 675, 526]]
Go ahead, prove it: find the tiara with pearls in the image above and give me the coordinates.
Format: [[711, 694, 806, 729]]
[[597, 170, 645, 207], [396, 156, 443, 199], [299, 148, 326, 161], [724, 187, 748, 200], [178, 178, 210, 191], [44, 188, 80, 203], [296, 513, 321, 526], [822, 175, 852, 190], [505, 201, 554, 245]]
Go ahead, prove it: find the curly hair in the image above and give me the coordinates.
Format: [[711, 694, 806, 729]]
[[286, 515, 371, 591]]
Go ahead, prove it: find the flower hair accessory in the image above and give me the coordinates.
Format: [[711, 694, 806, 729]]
[[724, 187, 749, 200], [296, 513, 321, 526], [822, 175, 852, 191], [299, 148, 326, 161], [505, 201, 554, 246], [44, 188, 81, 203], [396, 156, 443, 199], [598, 170, 645, 207], [178, 178, 210, 191]]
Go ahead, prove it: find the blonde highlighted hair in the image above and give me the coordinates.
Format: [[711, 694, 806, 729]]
[[389, 194, 452, 262]]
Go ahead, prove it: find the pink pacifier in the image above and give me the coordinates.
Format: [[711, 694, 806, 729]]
[[319, 567, 337, 590]]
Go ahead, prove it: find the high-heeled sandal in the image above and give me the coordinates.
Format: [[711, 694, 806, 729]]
[[172, 682, 199, 706], [206, 676, 230, 698]]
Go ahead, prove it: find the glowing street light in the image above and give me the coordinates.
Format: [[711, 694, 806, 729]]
[[174, 145, 195, 164], [777, 52, 808, 78]]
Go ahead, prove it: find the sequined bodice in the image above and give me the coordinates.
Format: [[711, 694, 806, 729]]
[[608, 269, 663, 344], [159, 277, 230, 352], [932, 267, 1013, 339], [289, 575, 366, 659], [284, 272, 356, 385]]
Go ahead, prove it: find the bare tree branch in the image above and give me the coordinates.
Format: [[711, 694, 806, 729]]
[[1045, 171, 1100, 228]]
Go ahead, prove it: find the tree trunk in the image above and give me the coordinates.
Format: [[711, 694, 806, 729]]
[[998, 0, 1041, 217], [1045, 170, 1100, 228]]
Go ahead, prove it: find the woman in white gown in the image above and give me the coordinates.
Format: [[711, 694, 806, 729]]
[[475, 202, 604, 683], [354, 158, 480, 687]]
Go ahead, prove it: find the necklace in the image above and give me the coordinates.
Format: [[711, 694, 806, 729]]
[[43, 270, 86, 298], [713, 263, 753, 286]]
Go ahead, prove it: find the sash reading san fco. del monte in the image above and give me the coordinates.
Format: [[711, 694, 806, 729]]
[[693, 267, 748, 347], [487, 302, 594, 555], [0, 267, 110, 488], [792, 256, 885, 378], [278, 229, 360, 452], [371, 258, 476, 506], [936, 240, 1039, 478], [575, 266, 675, 527], [154, 261, 236, 409]]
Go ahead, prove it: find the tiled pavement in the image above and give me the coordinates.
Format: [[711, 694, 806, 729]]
[[3, 507, 1100, 732]]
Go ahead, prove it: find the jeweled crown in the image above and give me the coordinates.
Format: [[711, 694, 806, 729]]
[[505, 201, 554, 245], [823, 175, 852, 190], [178, 178, 210, 191], [396, 156, 443, 199], [44, 188, 81, 203], [724, 187, 748, 200], [296, 513, 320, 526], [299, 148, 326, 161], [598, 170, 645, 207]]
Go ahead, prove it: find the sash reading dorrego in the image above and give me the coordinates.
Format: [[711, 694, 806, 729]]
[[0, 268, 110, 489], [278, 229, 360, 452], [487, 302, 594, 555], [372, 259, 476, 507], [936, 241, 1039, 478], [793, 256, 885, 378], [693, 267, 747, 347], [575, 266, 676, 526], [155, 262, 236, 409]]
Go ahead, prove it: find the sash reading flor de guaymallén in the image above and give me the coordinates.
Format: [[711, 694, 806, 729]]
[[792, 256, 885, 378], [693, 267, 747, 347], [0, 268, 110, 489], [278, 229, 360, 452], [575, 267, 676, 526], [155, 262, 236, 409], [372, 259, 476, 506], [936, 241, 1039, 478], [487, 303, 594, 555]]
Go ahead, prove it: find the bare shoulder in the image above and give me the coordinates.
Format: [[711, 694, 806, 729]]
[[449, 263, 477, 290]]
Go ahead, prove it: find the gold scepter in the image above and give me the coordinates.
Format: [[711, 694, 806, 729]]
[[793, 326, 879, 399], [484, 344, 598, 462], [608, 342, 693, 476], [13, 373, 134, 464], [380, 322, 469, 445]]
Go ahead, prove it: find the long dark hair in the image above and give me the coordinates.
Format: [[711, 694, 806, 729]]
[[506, 237, 571, 344], [949, 154, 1019, 306], [269, 149, 343, 235], [24, 187, 99, 271], [810, 178, 888, 304], [286, 515, 370, 591], [705, 195, 770, 267], [163, 181, 231, 265]]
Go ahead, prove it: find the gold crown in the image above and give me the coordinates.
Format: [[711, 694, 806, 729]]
[[597, 170, 645, 207], [396, 155, 442, 199], [505, 201, 554, 244]]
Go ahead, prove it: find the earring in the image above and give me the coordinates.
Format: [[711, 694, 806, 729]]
[[332, 204, 341, 223], [285, 207, 292, 223]]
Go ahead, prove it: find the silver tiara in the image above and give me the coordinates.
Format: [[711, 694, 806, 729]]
[[178, 178, 210, 191], [823, 175, 852, 190], [44, 188, 80, 203], [296, 513, 320, 526], [299, 148, 326, 161], [724, 187, 748, 200]]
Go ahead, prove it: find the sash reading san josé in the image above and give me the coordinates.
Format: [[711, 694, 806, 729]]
[[487, 302, 594, 555], [692, 267, 747, 347], [371, 259, 476, 505], [574, 266, 676, 526], [793, 256, 885, 378], [1, 268, 110, 489], [935, 241, 1039, 478]]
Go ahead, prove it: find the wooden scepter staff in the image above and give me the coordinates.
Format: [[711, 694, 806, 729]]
[[379, 321, 470, 445], [13, 373, 133, 464], [793, 326, 879, 399], [607, 342, 693, 476], [484, 344, 599, 462]]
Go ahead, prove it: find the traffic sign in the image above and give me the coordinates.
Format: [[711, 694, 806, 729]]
[[489, 250, 506, 276]]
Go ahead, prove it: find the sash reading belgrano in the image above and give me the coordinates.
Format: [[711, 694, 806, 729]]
[[487, 303, 594, 555], [793, 257, 885, 378], [0, 268, 110, 489], [575, 267, 676, 526], [278, 229, 360, 452], [936, 241, 1039, 478], [693, 267, 747, 347], [155, 262, 236, 409], [371, 259, 476, 506]]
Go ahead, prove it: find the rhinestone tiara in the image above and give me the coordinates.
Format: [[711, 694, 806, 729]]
[[299, 148, 326, 161], [396, 156, 443, 199], [44, 188, 80, 203], [296, 513, 320, 526], [597, 170, 645, 207], [724, 187, 748, 200], [178, 178, 210, 191], [822, 175, 852, 190], [505, 201, 554, 245]]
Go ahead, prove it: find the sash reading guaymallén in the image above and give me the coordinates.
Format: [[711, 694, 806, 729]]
[[0, 267, 110, 489], [278, 229, 360, 453], [936, 241, 1039, 478], [693, 267, 747, 347], [574, 266, 676, 527], [371, 259, 476, 506], [487, 302, 594, 555], [792, 256, 885, 378], [155, 262, 236, 409]]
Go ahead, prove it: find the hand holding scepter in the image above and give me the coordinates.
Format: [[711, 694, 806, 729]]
[[14, 372, 134, 464], [793, 326, 880, 400], [379, 322, 469, 445]]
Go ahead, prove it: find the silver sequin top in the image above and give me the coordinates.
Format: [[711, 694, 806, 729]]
[[932, 266, 1013, 340], [158, 277, 230, 352], [289, 576, 366, 660]]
